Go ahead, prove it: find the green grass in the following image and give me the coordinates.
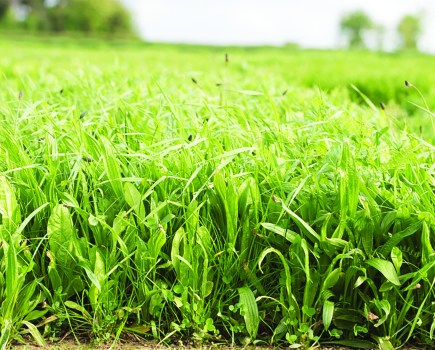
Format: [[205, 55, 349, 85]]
[[0, 38, 435, 349]]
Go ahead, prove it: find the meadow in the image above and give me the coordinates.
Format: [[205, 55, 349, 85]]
[[0, 38, 435, 349]]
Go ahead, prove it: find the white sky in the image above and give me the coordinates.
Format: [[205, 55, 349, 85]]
[[121, 0, 435, 52]]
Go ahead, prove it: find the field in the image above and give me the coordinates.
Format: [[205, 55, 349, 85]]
[[1, 38, 435, 349]]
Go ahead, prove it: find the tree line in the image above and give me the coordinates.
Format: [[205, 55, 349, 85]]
[[0, 3, 425, 49], [0, 0, 134, 36], [340, 11, 422, 50]]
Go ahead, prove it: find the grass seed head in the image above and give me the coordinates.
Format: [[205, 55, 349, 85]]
[[368, 312, 379, 321], [380, 102, 386, 110], [18, 90, 24, 100], [191, 77, 198, 84], [46, 251, 53, 262]]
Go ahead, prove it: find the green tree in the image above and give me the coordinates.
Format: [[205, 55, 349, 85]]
[[398, 15, 422, 50], [18, 0, 50, 30], [50, 0, 133, 35], [105, 0, 133, 34], [4, 0, 134, 35], [340, 11, 374, 48], [0, 0, 11, 20]]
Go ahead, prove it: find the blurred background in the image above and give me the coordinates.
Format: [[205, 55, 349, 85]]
[[0, 0, 434, 53]]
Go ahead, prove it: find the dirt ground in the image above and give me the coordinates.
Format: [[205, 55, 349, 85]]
[[10, 342, 429, 350], [8, 340, 353, 350], [10, 345, 347, 350]]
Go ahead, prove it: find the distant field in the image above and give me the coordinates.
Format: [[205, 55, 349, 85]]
[[3, 38, 435, 135], [0, 38, 434, 349]]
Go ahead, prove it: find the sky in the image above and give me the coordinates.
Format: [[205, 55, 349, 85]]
[[121, 0, 435, 52]]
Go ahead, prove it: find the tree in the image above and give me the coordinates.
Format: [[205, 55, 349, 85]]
[[0, 0, 11, 20], [398, 15, 422, 50], [105, 1, 133, 34], [57, 0, 133, 35], [340, 11, 374, 48], [3, 0, 135, 35], [17, 0, 51, 31]]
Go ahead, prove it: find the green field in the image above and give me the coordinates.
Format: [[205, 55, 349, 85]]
[[1, 38, 435, 349]]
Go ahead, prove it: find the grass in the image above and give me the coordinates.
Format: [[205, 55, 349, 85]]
[[0, 38, 435, 349]]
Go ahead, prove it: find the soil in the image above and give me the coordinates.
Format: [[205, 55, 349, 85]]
[[10, 342, 428, 350]]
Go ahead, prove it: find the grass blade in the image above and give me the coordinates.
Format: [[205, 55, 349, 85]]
[[238, 286, 259, 340], [366, 258, 401, 286]]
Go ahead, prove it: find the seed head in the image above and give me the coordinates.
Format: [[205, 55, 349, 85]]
[[214, 251, 224, 258], [80, 110, 87, 119], [46, 251, 53, 261], [18, 90, 24, 100], [272, 195, 280, 203], [59, 89, 64, 94], [191, 77, 198, 85], [187, 134, 193, 142], [368, 312, 379, 321], [405, 80, 413, 87], [380, 102, 386, 110], [282, 89, 288, 96], [225, 53, 229, 63]]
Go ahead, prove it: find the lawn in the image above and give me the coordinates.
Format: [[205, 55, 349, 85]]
[[0, 38, 434, 349]]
